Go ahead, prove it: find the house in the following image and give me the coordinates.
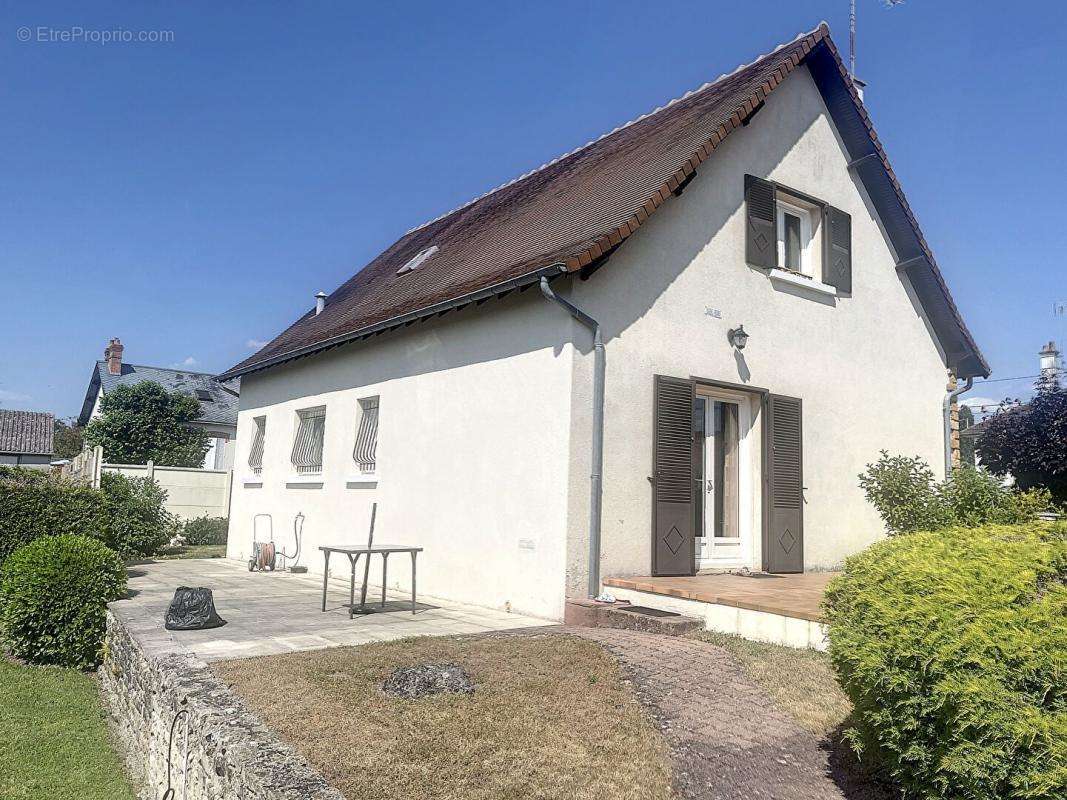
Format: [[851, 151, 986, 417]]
[[0, 410, 54, 469], [218, 24, 988, 621], [78, 339, 239, 470]]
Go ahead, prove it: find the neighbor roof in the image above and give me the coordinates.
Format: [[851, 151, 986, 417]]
[[0, 410, 54, 456], [77, 363, 239, 428], [221, 23, 989, 381]]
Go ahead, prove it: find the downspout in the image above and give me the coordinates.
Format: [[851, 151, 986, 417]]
[[540, 274, 605, 599], [943, 375, 973, 476]]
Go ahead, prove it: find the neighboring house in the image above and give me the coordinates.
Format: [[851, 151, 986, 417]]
[[78, 339, 239, 470], [219, 24, 988, 621], [0, 410, 54, 469]]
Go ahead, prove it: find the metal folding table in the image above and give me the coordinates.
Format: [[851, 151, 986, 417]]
[[319, 544, 423, 618]]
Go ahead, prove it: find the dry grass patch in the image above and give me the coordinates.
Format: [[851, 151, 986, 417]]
[[690, 630, 850, 736], [215, 634, 673, 800]]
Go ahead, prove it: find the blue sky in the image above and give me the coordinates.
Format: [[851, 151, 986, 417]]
[[2, 0, 1064, 419]]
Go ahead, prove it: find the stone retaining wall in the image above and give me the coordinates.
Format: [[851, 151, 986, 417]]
[[100, 609, 345, 800]]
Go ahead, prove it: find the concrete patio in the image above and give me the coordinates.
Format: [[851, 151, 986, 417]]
[[115, 558, 550, 661]]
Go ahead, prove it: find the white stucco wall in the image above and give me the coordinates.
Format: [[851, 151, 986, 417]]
[[226, 292, 576, 620], [560, 64, 951, 588]]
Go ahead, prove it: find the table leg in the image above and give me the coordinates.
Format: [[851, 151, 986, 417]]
[[358, 552, 372, 612], [321, 550, 331, 612], [348, 553, 357, 620], [381, 553, 389, 608], [411, 551, 417, 614]]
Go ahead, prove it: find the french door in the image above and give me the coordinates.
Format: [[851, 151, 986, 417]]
[[694, 389, 753, 569]]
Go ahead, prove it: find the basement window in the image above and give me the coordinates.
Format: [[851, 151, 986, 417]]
[[291, 407, 326, 475], [396, 245, 438, 275]]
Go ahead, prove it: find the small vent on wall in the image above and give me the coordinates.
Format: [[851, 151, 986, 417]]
[[396, 245, 438, 275]]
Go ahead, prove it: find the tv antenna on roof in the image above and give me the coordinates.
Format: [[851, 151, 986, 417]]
[[851, 0, 907, 79]]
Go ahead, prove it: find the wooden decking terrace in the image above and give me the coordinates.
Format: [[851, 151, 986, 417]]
[[603, 571, 839, 622]]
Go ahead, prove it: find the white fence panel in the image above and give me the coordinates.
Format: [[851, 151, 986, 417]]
[[105, 461, 232, 520]]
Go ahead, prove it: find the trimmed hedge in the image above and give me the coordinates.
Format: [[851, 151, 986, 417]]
[[0, 467, 171, 564], [824, 523, 1067, 799], [0, 467, 106, 565], [0, 535, 127, 668], [179, 515, 228, 546]]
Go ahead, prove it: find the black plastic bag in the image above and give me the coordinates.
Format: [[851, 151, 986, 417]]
[[164, 586, 227, 631]]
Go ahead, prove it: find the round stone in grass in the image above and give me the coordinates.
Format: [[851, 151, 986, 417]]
[[381, 663, 475, 699]]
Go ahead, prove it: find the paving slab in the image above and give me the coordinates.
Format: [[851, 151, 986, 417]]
[[115, 558, 549, 661]]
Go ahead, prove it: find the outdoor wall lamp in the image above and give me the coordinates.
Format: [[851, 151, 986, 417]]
[[727, 325, 749, 351]]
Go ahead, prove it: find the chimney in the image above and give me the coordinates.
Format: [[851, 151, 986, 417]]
[[315, 292, 327, 316], [104, 338, 124, 375], [1039, 341, 1060, 379]]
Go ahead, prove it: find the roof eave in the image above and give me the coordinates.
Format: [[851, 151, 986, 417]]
[[218, 263, 566, 381]]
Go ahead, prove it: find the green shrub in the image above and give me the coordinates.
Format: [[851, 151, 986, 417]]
[[0, 535, 127, 668], [824, 523, 1067, 799], [99, 472, 173, 559], [940, 466, 1053, 527], [859, 452, 1052, 535], [858, 452, 952, 534], [0, 468, 173, 565], [0, 467, 107, 567], [179, 515, 228, 546]]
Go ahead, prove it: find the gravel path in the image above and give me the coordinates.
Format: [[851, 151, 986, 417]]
[[568, 627, 886, 800]]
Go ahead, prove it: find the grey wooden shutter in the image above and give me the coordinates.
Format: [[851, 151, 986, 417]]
[[823, 206, 852, 292], [764, 394, 804, 574], [652, 375, 696, 576], [745, 174, 777, 270]]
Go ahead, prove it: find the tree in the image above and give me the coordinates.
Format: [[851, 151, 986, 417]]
[[84, 381, 209, 467], [975, 374, 1067, 503], [52, 417, 84, 459]]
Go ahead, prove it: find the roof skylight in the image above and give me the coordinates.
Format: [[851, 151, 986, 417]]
[[396, 245, 438, 275]]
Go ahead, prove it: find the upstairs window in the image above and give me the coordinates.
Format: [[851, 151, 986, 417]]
[[776, 195, 816, 277], [291, 407, 326, 474], [353, 397, 379, 474], [744, 174, 852, 293], [248, 416, 266, 475]]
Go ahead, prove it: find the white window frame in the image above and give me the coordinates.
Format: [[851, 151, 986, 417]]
[[776, 196, 815, 277]]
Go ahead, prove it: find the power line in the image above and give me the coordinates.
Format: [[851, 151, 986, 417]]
[[973, 374, 1041, 384]]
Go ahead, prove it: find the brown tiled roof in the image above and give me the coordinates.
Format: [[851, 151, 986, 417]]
[[0, 410, 54, 456], [222, 23, 988, 380]]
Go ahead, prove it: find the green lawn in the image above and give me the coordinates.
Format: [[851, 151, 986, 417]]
[[154, 543, 226, 560], [0, 659, 134, 800]]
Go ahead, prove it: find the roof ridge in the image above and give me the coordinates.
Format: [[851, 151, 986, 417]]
[[405, 22, 827, 236], [96, 360, 223, 379]]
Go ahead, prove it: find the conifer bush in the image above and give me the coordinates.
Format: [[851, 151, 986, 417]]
[[824, 523, 1067, 799]]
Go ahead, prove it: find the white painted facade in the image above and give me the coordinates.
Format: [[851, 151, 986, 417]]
[[227, 294, 577, 620], [227, 65, 955, 620]]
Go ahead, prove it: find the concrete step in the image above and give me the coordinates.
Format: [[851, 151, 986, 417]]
[[564, 598, 702, 636]]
